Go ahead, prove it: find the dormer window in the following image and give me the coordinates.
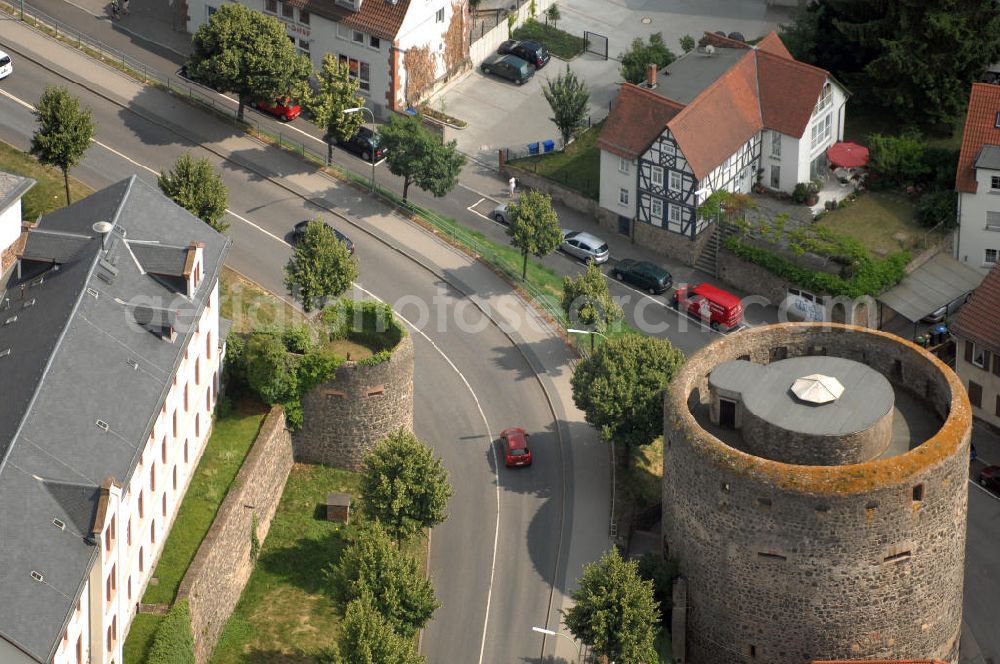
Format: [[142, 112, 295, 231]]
[[814, 81, 833, 116]]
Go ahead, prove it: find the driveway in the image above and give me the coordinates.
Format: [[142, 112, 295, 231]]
[[432, 0, 793, 167]]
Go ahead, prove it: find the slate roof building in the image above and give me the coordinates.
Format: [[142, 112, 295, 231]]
[[954, 82, 1000, 271], [596, 31, 849, 264], [0, 176, 230, 663], [0, 171, 35, 275], [184, 0, 469, 118]]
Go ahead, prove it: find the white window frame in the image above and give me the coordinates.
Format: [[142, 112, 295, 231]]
[[811, 113, 833, 151], [298, 9, 309, 24], [972, 341, 987, 368], [667, 204, 682, 232], [281, 2, 294, 18], [619, 188, 629, 206], [264, 0, 277, 13], [436, 6, 445, 21], [618, 157, 630, 174], [991, 175, 1000, 191], [651, 197, 663, 219], [651, 165, 664, 188], [369, 35, 381, 50], [352, 30, 364, 44], [337, 23, 349, 39], [814, 81, 832, 116], [771, 132, 781, 158], [662, 143, 676, 157], [987, 211, 1000, 230], [986, 248, 998, 266], [668, 171, 682, 193]]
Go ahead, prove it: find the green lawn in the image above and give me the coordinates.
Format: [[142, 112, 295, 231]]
[[513, 18, 586, 59], [140, 403, 268, 606], [816, 191, 942, 256], [509, 121, 603, 200], [122, 613, 163, 664], [219, 268, 305, 333], [0, 141, 93, 221]]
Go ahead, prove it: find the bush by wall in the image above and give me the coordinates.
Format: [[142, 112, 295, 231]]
[[867, 132, 928, 188], [147, 600, 195, 664], [322, 299, 406, 355], [916, 189, 958, 229]]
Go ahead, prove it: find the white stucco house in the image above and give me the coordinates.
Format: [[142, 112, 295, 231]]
[[596, 31, 848, 263], [184, 0, 469, 118], [0, 172, 35, 275], [955, 82, 1000, 271], [0, 176, 230, 663]]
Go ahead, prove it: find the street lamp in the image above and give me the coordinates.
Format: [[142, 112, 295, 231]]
[[343, 106, 376, 191], [567, 327, 608, 353], [531, 626, 583, 663]]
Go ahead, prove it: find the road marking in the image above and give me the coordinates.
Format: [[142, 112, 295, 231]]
[[969, 478, 1000, 502]]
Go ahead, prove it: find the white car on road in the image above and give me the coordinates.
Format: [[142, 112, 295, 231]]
[[0, 50, 12, 80]]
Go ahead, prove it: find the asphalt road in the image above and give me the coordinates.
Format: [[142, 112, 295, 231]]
[[0, 45, 577, 663], [964, 474, 1000, 664]]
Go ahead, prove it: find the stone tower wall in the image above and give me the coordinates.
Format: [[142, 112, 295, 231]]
[[295, 333, 414, 470], [662, 323, 971, 664]]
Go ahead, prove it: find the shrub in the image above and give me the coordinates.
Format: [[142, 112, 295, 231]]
[[792, 182, 810, 204], [915, 189, 958, 229], [323, 299, 405, 350], [636, 553, 679, 621], [920, 146, 960, 190], [867, 132, 928, 187], [147, 600, 195, 664], [243, 332, 298, 405], [281, 323, 315, 353]]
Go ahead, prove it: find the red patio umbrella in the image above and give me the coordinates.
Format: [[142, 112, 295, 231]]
[[826, 141, 870, 168]]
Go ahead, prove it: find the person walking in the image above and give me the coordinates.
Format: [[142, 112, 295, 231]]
[[122, 0, 129, 15], [508, 176, 516, 198], [110, 0, 120, 19]]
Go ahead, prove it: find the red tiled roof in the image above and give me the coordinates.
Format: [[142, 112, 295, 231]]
[[294, 0, 411, 41], [756, 31, 793, 58], [952, 262, 1000, 352], [955, 82, 1000, 193], [596, 84, 685, 160], [667, 53, 763, 180], [756, 49, 828, 137]]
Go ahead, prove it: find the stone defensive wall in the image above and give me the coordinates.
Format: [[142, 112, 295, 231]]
[[176, 406, 293, 663], [662, 323, 971, 664]]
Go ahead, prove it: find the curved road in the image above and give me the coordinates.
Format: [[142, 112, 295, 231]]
[[0, 23, 607, 663]]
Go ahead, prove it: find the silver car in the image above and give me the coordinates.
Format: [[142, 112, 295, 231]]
[[491, 204, 511, 225], [560, 230, 609, 264]]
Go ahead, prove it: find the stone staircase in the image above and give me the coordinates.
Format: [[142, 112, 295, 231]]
[[694, 223, 722, 277]]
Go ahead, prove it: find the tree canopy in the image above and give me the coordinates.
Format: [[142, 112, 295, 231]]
[[380, 114, 466, 200], [618, 33, 675, 84], [158, 153, 229, 232], [359, 428, 454, 541], [305, 54, 364, 162], [780, 0, 1000, 128], [505, 190, 563, 279], [542, 64, 590, 145], [335, 523, 439, 637], [561, 262, 623, 346], [30, 86, 95, 205], [571, 333, 685, 448], [563, 548, 660, 664], [337, 594, 425, 664], [284, 220, 359, 312], [188, 3, 312, 120]]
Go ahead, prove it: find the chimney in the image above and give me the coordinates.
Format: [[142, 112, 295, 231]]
[[646, 63, 657, 89]]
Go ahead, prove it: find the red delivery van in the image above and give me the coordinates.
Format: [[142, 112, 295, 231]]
[[672, 283, 743, 331]]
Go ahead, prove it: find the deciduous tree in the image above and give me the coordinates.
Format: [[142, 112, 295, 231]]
[[563, 548, 660, 664], [562, 262, 623, 351], [545, 3, 560, 28], [158, 153, 229, 232], [337, 594, 425, 664], [380, 114, 466, 200], [242, 331, 298, 406], [571, 333, 685, 449], [542, 64, 590, 145], [30, 86, 95, 205], [188, 3, 311, 121], [304, 54, 364, 165], [679, 34, 695, 53], [284, 220, 359, 312], [335, 523, 439, 637], [618, 33, 675, 84], [506, 190, 562, 279], [359, 428, 453, 541]]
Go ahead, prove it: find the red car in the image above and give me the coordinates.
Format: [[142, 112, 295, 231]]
[[250, 97, 301, 122], [501, 427, 532, 467], [673, 282, 743, 331], [980, 466, 1000, 492]]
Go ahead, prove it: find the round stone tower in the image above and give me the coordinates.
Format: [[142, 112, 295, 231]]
[[662, 323, 970, 664]]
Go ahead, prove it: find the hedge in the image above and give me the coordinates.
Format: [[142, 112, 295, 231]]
[[147, 600, 195, 664]]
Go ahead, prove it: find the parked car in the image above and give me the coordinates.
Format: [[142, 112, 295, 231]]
[[980, 465, 1000, 491], [500, 427, 532, 467], [250, 97, 301, 122], [498, 39, 551, 69], [491, 203, 511, 225], [673, 283, 743, 331], [0, 50, 12, 80], [337, 125, 386, 163], [611, 259, 672, 294], [292, 220, 355, 254], [560, 230, 609, 264], [480, 53, 534, 85]]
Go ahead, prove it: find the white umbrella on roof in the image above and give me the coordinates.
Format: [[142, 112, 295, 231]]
[[791, 374, 844, 404]]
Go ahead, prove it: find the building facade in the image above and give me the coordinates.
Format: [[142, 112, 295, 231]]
[[955, 82, 1000, 271], [0, 176, 230, 663], [597, 32, 848, 263], [663, 323, 970, 664], [0, 172, 35, 275], [184, 0, 468, 118], [952, 263, 1000, 428]]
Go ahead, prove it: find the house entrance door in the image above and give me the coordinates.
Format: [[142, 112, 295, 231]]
[[770, 165, 781, 188], [719, 399, 737, 428]]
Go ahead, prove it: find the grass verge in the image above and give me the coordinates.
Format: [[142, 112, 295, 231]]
[[513, 18, 587, 59], [219, 268, 305, 333], [0, 141, 93, 220], [140, 401, 268, 606], [815, 191, 940, 256], [613, 437, 663, 534], [122, 613, 163, 664], [509, 121, 602, 200]]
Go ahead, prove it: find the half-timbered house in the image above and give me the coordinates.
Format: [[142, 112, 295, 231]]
[[597, 31, 848, 265]]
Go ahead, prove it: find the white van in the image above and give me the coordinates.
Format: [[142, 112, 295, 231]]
[[0, 50, 12, 80]]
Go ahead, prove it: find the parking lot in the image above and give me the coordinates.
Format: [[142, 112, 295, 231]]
[[432, 0, 793, 168]]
